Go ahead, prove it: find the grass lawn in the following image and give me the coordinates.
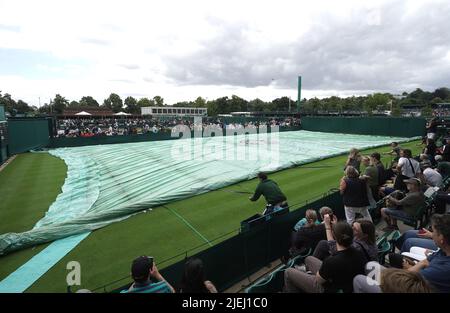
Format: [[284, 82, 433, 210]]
[[0, 139, 422, 292]]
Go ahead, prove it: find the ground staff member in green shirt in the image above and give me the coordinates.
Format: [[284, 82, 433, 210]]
[[249, 172, 288, 215]]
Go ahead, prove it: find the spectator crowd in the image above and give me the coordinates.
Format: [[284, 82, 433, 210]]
[[55, 117, 301, 138]]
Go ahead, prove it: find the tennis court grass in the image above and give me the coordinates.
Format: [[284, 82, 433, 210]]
[[0, 140, 422, 292]]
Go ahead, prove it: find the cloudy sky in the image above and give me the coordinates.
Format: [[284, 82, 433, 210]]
[[0, 0, 449, 106]]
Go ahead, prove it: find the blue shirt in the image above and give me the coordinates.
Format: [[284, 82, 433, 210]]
[[421, 250, 450, 293], [120, 280, 172, 293]]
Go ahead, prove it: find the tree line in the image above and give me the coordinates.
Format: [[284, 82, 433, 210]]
[[1, 87, 449, 117]]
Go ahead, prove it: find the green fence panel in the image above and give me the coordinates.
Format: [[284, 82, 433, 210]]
[[7, 119, 51, 154], [301, 117, 426, 137], [111, 191, 344, 293], [0, 105, 5, 122]]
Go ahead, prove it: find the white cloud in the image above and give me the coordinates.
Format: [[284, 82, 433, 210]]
[[0, 0, 449, 106]]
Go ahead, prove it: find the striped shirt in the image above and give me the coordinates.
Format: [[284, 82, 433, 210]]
[[120, 280, 172, 293]]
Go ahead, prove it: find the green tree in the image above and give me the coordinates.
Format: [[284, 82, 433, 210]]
[[137, 97, 155, 108], [391, 105, 402, 117], [421, 105, 433, 118], [206, 99, 218, 116], [432, 87, 450, 101], [153, 96, 164, 107], [0, 92, 17, 115], [194, 96, 207, 107], [229, 95, 248, 112], [79, 96, 99, 107], [364, 93, 389, 114], [248, 98, 266, 111], [124, 96, 139, 114], [69, 101, 79, 107], [104, 93, 123, 112], [271, 97, 291, 111], [52, 94, 69, 114]]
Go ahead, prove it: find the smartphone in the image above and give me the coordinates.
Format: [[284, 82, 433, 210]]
[[148, 256, 154, 269]]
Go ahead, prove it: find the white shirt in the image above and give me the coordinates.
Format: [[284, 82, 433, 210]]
[[398, 157, 421, 177], [423, 167, 443, 187]]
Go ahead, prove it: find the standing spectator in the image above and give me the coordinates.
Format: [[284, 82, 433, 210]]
[[394, 149, 421, 191], [424, 138, 437, 166], [361, 156, 380, 203], [441, 138, 450, 162], [370, 152, 386, 185], [121, 256, 175, 293], [284, 221, 366, 293], [340, 166, 372, 225], [383, 142, 402, 164], [344, 148, 362, 172], [180, 258, 217, 293], [426, 116, 439, 140]]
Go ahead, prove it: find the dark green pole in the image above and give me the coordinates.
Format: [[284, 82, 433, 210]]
[[297, 76, 302, 112]]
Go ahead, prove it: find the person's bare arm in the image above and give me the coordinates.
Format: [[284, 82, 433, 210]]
[[407, 259, 429, 273], [151, 264, 176, 293]]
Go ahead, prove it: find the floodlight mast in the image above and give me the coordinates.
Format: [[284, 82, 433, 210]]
[[297, 76, 302, 112]]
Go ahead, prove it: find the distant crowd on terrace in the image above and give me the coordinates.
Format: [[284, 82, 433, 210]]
[[55, 117, 301, 138]]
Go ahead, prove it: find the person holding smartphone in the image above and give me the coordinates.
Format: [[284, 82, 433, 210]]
[[121, 256, 175, 293]]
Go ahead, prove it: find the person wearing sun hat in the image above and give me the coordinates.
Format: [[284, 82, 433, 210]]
[[381, 178, 425, 231]]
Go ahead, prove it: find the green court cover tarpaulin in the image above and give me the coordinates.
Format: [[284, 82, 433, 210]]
[[0, 130, 410, 255]]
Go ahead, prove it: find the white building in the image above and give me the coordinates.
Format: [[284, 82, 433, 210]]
[[141, 106, 207, 117]]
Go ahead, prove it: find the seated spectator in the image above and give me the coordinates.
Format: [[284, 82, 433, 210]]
[[395, 229, 438, 253], [284, 221, 366, 293], [402, 214, 450, 292], [289, 209, 328, 257], [353, 267, 433, 293], [421, 158, 443, 187], [180, 258, 217, 293], [313, 216, 378, 263], [356, 214, 450, 293], [121, 256, 175, 293], [340, 166, 372, 225], [436, 155, 450, 178], [381, 178, 425, 231], [319, 206, 333, 221], [293, 209, 321, 231]]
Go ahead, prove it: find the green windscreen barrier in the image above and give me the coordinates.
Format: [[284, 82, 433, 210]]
[[0, 105, 5, 122], [0, 130, 411, 255], [7, 119, 50, 154], [301, 117, 426, 137]]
